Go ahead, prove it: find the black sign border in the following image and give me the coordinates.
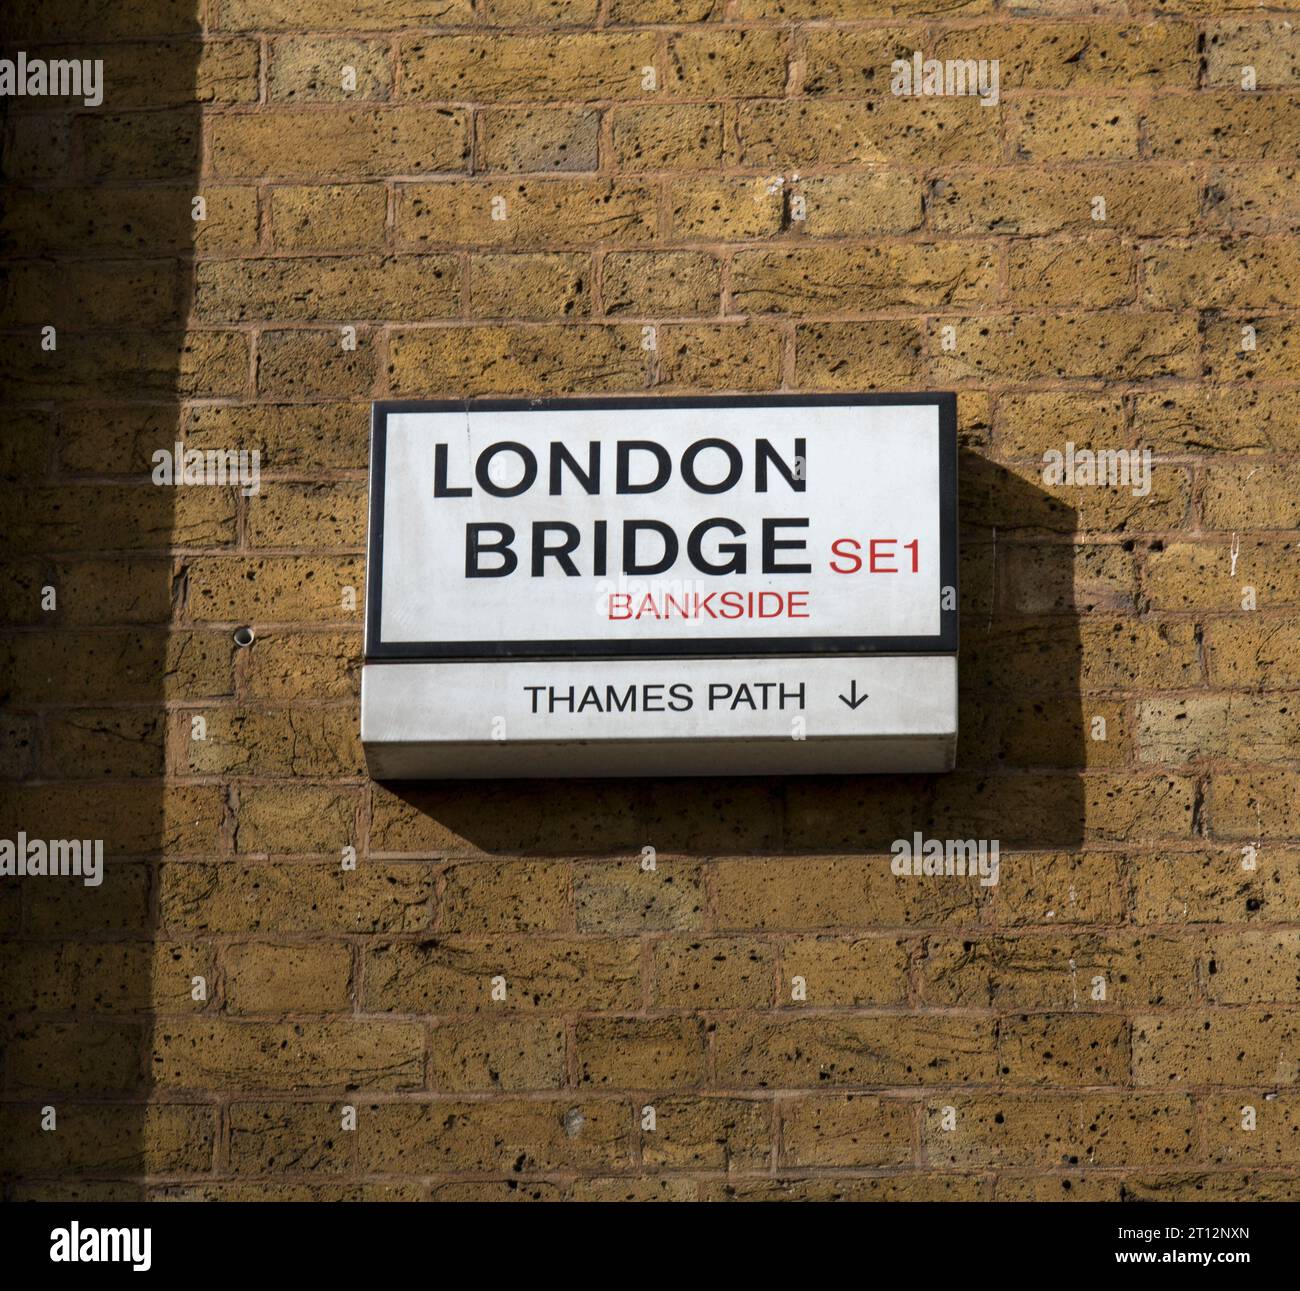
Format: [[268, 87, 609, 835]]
[[366, 393, 958, 661]]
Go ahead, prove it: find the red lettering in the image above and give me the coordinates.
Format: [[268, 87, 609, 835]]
[[829, 537, 862, 574], [869, 538, 897, 573]]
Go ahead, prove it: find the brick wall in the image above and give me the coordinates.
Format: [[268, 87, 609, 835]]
[[3, 0, 1300, 1201]]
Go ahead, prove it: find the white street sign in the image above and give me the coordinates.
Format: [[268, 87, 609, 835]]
[[362, 395, 958, 777]]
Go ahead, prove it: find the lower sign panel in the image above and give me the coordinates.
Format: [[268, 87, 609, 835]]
[[361, 655, 957, 778]]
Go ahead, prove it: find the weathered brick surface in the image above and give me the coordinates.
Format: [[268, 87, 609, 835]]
[[4, 0, 1300, 1206]]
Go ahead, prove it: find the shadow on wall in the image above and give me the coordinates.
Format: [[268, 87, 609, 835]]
[[0, 1, 208, 1198], [374, 452, 1088, 866]]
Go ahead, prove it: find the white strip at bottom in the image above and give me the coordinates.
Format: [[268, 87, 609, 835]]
[[361, 655, 957, 779]]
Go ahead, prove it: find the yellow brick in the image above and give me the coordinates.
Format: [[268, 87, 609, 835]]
[[1203, 932, 1300, 1004], [362, 937, 642, 1012], [1203, 1095, 1300, 1164], [1204, 20, 1300, 88], [602, 250, 720, 315], [1146, 541, 1300, 610], [988, 697, 1131, 769], [925, 1095, 1197, 1167], [196, 255, 459, 322], [1206, 620, 1300, 688], [574, 859, 704, 932], [781, 1095, 912, 1167], [931, 312, 1198, 382], [269, 36, 393, 102], [1130, 849, 1300, 926], [224, 942, 353, 1013], [652, 937, 775, 1008], [490, 0, 600, 21], [995, 852, 1125, 926], [245, 630, 362, 700], [270, 185, 389, 251], [801, 27, 929, 96], [1147, 93, 1300, 160], [1143, 238, 1300, 308], [714, 854, 991, 931], [999, 1014, 1129, 1085], [1009, 238, 1135, 307], [933, 165, 1199, 236], [160, 862, 431, 933], [576, 1017, 708, 1087], [998, 391, 1128, 460], [388, 323, 649, 395], [0, 330, 249, 401], [180, 706, 365, 777], [1, 185, 249, 254], [938, 21, 1196, 90], [1210, 771, 1300, 840], [668, 176, 784, 240], [654, 323, 785, 389], [792, 172, 924, 236], [731, 243, 996, 312], [920, 934, 1198, 1008], [739, 1, 996, 22], [482, 107, 600, 171], [794, 320, 926, 388], [737, 98, 1001, 167], [429, 1018, 568, 1091], [1135, 389, 1300, 454], [1044, 534, 1131, 621], [714, 1016, 998, 1087], [1134, 1011, 1300, 1085], [151, 1021, 423, 1090], [186, 555, 364, 623], [400, 33, 658, 101], [665, 28, 787, 97], [234, 785, 360, 854], [1206, 164, 1300, 233], [469, 252, 592, 318], [257, 329, 378, 399], [398, 178, 657, 248], [444, 860, 574, 932], [220, 0, 475, 30], [359, 1099, 632, 1174], [641, 1097, 770, 1170], [1011, 99, 1141, 161], [210, 109, 468, 180], [1210, 462, 1300, 531], [780, 935, 909, 1006], [611, 104, 724, 170], [1205, 314, 1300, 382]]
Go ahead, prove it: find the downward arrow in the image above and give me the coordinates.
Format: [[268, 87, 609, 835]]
[[838, 680, 868, 710]]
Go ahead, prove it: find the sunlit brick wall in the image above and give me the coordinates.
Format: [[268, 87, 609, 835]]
[[3, 0, 1300, 1201]]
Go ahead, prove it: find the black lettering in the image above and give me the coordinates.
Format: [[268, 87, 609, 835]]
[[531, 522, 581, 576], [477, 442, 537, 497], [617, 441, 671, 494], [606, 685, 637, 713], [624, 520, 677, 575], [465, 523, 517, 578], [434, 443, 472, 497], [756, 438, 806, 492], [682, 438, 742, 494], [549, 441, 600, 495], [688, 518, 746, 575], [762, 517, 811, 574]]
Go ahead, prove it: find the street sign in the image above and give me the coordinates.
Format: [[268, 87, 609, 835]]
[[362, 394, 958, 778]]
